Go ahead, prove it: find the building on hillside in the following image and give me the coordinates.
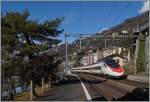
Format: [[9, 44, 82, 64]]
[[81, 47, 130, 66]]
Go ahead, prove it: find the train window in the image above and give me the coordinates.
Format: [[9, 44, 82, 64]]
[[99, 66, 101, 70], [98, 66, 101, 70], [107, 63, 119, 68], [104, 59, 119, 68], [104, 59, 116, 64], [95, 66, 101, 70]]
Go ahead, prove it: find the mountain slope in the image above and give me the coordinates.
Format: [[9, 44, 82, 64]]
[[48, 11, 149, 57]]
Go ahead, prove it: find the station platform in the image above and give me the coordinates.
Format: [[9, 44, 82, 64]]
[[33, 73, 149, 101], [34, 75, 86, 101]]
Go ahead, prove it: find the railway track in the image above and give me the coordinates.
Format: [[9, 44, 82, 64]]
[[116, 79, 149, 88], [77, 73, 149, 101]]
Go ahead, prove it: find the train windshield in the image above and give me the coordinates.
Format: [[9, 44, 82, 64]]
[[104, 59, 119, 68]]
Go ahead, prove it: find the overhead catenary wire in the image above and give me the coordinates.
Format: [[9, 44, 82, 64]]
[[79, 1, 83, 34], [104, 1, 131, 48], [104, 2, 117, 28], [110, 1, 131, 27], [96, 2, 117, 33]]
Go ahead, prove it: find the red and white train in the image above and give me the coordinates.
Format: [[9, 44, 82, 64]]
[[71, 58, 127, 79]]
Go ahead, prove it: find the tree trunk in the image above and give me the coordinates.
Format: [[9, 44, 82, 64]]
[[51, 75, 54, 88], [10, 83, 14, 101], [49, 75, 52, 88], [21, 82, 24, 93], [13, 85, 16, 95], [10, 92, 14, 101], [32, 84, 39, 97]]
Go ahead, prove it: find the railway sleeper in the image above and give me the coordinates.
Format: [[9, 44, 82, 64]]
[[78, 73, 149, 101]]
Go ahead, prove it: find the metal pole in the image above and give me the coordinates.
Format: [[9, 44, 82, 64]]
[[64, 33, 66, 75], [65, 32, 68, 76], [134, 38, 139, 75], [137, 16, 139, 32], [113, 35, 115, 48], [104, 37, 106, 50], [79, 37, 81, 51]]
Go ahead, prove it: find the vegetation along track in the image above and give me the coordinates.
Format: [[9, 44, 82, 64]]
[[77, 73, 149, 101]]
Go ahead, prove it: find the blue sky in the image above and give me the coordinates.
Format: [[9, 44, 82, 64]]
[[2, 1, 144, 44]]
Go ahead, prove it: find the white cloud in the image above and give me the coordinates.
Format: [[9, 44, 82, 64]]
[[139, 0, 149, 13]]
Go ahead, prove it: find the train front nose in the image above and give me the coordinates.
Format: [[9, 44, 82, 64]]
[[110, 67, 125, 77], [112, 67, 124, 73]]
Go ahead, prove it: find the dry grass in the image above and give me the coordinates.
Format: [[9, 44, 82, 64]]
[[35, 84, 49, 96], [14, 92, 31, 101], [14, 83, 50, 101]]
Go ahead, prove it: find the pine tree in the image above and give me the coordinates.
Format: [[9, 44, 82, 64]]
[[2, 9, 64, 99]]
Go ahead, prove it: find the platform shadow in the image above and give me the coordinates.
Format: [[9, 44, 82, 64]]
[[92, 96, 107, 101], [114, 88, 149, 101], [56, 76, 81, 86]]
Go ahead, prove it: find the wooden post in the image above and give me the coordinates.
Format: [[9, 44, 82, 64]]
[[30, 80, 33, 100]]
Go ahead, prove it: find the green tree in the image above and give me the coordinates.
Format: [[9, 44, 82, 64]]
[[2, 9, 64, 99]]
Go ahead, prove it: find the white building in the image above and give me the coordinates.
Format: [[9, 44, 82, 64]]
[[81, 47, 130, 66]]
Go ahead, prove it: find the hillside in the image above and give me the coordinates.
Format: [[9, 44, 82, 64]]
[[47, 11, 149, 58]]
